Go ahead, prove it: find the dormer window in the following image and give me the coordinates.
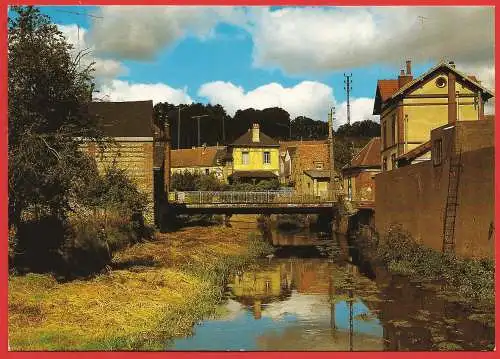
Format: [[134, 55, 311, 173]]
[[314, 161, 324, 170]]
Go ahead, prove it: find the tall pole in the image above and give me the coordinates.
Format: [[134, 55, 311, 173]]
[[344, 73, 352, 125], [197, 117, 201, 147], [177, 107, 181, 149], [329, 107, 336, 199]]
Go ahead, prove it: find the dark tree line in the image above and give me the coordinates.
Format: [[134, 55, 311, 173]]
[[153, 103, 380, 149]]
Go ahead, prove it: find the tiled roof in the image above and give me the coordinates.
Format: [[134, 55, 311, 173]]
[[88, 101, 153, 138], [279, 140, 328, 153], [229, 170, 278, 179], [292, 142, 331, 171], [377, 80, 400, 102], [231, 129, 279, 147], [348, 137, 381, 169], [171, 146, 225, 168]]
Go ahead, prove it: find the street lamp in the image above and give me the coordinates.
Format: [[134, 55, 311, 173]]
[[191, 114, 210, 147]]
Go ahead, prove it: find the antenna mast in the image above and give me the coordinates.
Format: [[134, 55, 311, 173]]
[[344, 73, 352, 125]]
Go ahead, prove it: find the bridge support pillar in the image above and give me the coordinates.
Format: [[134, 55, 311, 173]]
[[223, 214, 232, 227]]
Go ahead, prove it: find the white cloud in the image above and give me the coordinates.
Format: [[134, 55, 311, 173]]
[[249, 7, 494, 74], [88, 6, 249, 60], [335, 98, 380, 127], [97, 79, 193, 105], [198, 80, 378, 126], [198, 80, 334, 121], [58, 24, 127, 83]]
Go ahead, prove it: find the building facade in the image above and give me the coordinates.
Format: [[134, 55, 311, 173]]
[[170, 146, 227, 181], [373, 60, 494, 172], [84, 100, 156, 224], [341, 137, 381, 204], [228, 123, 280, 183]]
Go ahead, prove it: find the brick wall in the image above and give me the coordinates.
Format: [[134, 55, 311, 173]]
[[375, 122, 494, 258]]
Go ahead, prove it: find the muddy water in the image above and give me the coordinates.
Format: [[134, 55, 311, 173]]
[[168, 217, 494, 351]]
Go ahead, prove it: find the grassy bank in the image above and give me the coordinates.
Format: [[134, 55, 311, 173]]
[[9, 218, 272, 350], [355, 225, 494, 310]]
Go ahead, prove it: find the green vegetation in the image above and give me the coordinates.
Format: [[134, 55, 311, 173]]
[[9, 220, 273, 350], [374, 224, 494, 308], [8, 7, 152, 278]]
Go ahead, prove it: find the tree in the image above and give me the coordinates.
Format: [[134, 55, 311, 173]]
[[8, 6, 99, 228]]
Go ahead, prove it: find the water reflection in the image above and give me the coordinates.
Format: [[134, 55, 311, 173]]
[[168, 222, 494, 351]]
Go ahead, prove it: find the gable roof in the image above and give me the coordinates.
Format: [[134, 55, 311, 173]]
[[397, 140, 432, 163], [389, 62, 494, 104], [347, 137, 381, 169], [171, 146, 225, 168], [303, 169, 334, 179], [88, 101, 154, 138], [231, 129, 279, 147], [373, 62, 495, 115]]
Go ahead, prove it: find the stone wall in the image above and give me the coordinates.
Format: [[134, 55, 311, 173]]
[[81, 140, 155, 225]]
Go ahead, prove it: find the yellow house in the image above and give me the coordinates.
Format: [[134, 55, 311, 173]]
[[373, 60, 494, 171], [228, 123, 280, 183]]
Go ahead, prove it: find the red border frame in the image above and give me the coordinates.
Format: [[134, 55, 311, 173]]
[[1, 1, 498, 358]]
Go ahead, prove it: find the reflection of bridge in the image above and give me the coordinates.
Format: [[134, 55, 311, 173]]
[[168, 190, 339, 214]]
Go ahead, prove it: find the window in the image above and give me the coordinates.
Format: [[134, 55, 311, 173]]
[[314, 161, 324, 170], [263, 151, 271, 164], [382, 121, 387, 149], [433, 139, 443, 166], [383, 157, 388, 171], [205, 168, 210, 175], [242, 151, 249, 165], [436, 77, 447, 88], [392, 115, 397, 146], [391, 153, 397, 169]]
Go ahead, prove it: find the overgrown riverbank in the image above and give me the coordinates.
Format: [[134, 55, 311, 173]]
[[8, 218, 273, 350], [353, 224, 494, 311]]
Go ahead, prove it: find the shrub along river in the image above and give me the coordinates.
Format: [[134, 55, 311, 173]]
[[167, 217, 494, 351]]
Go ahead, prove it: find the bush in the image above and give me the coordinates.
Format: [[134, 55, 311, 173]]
[[377, 224, 494, 306]]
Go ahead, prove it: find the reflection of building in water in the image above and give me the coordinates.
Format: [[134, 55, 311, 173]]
[[231, 263, 292, 319]]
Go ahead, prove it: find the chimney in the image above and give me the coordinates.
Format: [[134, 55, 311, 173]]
[[251, 123, 260, 143], [163, 122, 171, 194], [406, 60, 412, 75], [398, 60, 414, 88]]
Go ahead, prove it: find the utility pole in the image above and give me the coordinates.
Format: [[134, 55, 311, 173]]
[[191, 115, 209, 147], [329, 107, 336, 199], [344, 73, 352, 125]]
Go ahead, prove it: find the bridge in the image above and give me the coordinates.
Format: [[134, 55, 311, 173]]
[[167, 190, 340, 214]]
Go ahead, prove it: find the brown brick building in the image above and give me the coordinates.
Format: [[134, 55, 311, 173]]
[[342, 137, 381, 204]]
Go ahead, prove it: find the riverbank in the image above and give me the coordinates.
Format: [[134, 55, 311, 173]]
[[8, 216, 272, 350]]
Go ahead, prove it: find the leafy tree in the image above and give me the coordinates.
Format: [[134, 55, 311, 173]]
[[336, 119, 380, 138], [8, 6, 99, 228]]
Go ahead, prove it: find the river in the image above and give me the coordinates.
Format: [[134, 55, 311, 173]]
[[168, 216, 494, 351]]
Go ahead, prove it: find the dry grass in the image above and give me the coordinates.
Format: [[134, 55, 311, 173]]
[[9, 216, 268, 350]]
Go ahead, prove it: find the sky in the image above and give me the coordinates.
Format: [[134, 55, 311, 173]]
[[37, 6, 495, 128]]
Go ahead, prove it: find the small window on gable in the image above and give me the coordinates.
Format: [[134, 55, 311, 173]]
[[436, 77, 447, 88], [433, 139, 443, 166], [205, 168, 210, 175], [314, 161, 324, 170]]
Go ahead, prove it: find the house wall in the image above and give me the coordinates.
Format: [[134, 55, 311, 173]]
[[232, 147, 280, 175], [82, 140, 154, 224], [381, 71, 483, 172], [375, 121, 494, 258], [344, 169, 379, 202], [290, 143, 330, 193], [301, 175, 329, 197]]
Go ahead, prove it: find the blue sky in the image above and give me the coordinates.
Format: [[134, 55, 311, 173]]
[[33, 6, 494, 125]]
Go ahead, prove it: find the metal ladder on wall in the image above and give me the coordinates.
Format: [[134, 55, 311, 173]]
[[442, 150, 462, 254]]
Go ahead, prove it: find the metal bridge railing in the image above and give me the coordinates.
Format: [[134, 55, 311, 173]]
[[170, 190, 337, 205]]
